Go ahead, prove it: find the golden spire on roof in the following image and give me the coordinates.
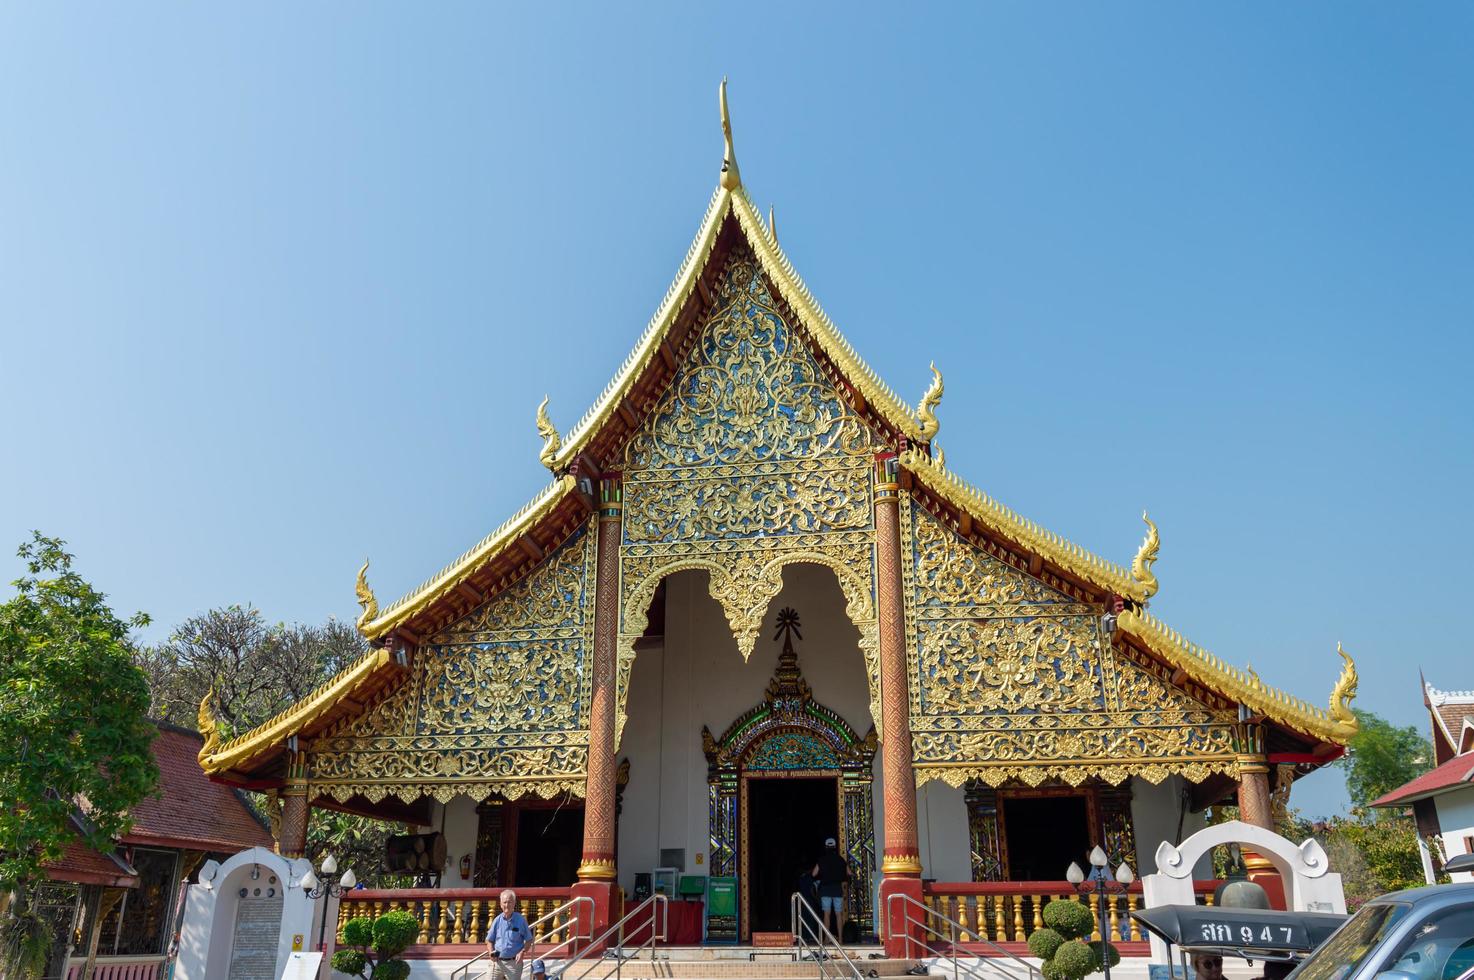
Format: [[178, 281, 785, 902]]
[[1132, 511, 1161, 600], [916, 362, 944, 440], [355, 559, 379, 634], [719, 78, 741, 190], [536, 395, 562, 470], [769, 205, 778, 245]]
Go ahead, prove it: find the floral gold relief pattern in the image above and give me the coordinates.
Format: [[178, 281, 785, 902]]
[[309, 523, 598, 803], [616, 249, 885, 745], [904, 500, 1237, 787]]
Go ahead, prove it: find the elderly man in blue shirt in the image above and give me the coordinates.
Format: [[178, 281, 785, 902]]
[[485, 888, 534, 980]]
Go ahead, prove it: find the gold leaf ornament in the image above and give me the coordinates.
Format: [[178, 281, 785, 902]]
[[916, 362, 944, 440], [1132, 512, 1160, 600], [355, 559, 379, 633], [1329, 643, 1359, 737], [536, 396, 562, 470]]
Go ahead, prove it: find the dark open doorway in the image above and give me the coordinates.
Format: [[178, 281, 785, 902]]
[[514, 806, 584, 886], [1001, 795, 1091, 881], [746, 776, 838, 934]]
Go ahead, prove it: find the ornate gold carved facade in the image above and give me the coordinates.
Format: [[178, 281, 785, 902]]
[[309, 523, 598, 803], [902, 498, 1238, 787], [616, 249, 885, 747]]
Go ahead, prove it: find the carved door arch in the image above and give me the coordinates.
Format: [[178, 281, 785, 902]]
[[703, 609, 877, 940]]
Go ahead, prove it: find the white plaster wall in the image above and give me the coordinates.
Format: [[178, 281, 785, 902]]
[[917, 780, 970, 882], [1435, 788, 1474, 882], [1131, 777, 1211, 879], [441, 796, 480, 886], [615, 565, 882, 894]]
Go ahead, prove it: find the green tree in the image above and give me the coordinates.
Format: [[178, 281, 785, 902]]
[[1338, 709, 1434, 810], [1028, 899, 1118, 980], [1318, 815, 1430, 907], [0, 534, 159, 978]]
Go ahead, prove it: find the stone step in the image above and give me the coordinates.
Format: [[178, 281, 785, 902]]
[[556, 957, 919, 979]]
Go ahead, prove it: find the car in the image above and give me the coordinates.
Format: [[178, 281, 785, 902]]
[[1286, 880, 1474, 980]]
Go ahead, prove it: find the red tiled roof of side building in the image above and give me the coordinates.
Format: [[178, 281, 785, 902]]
[[46, 832, 139, 889], [1370, 752, 1474, 807], [122, 722, 275, 853]]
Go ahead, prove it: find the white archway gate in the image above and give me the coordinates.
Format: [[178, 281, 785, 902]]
[[1141, 820, 1346, 962]]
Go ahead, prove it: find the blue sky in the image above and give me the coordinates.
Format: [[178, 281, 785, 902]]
[[2, 4, 1471, 819]]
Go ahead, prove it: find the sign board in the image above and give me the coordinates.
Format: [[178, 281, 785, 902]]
[[1172, 909, 1310, 951], [280, 951, 322, 980]]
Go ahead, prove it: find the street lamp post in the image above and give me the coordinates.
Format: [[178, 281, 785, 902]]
[[1066, 846, 1134, 980], [302, 855, 358, 958]]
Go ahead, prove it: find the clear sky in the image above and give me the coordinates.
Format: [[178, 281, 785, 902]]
[[2, 4, 1471, 820]]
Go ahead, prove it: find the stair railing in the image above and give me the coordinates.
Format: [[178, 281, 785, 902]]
[[885, 892, 1042, 980], [450, 895, 595, 980], [790, 893, 865, 980]]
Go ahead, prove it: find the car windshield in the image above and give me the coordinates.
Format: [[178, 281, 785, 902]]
[[1291, 904, 1411, 980]]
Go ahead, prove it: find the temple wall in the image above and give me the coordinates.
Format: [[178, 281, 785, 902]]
[[1131, 776, 1210, 878], [917, 781, 970, 882], [617, 565, 883, 895]]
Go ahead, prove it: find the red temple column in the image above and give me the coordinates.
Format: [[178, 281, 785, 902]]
[[574, 478, 622, 939], [279, 752, 310, 859], [873, 455, 925, 957], [1236, 720, 1286, 908]]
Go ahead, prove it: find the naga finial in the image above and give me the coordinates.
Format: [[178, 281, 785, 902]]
[[536, 395, 562, 470], [934, 443, 946, 469], [719, 77, 741, 190], [916, 362, 944, 440], [1330, 643, 1360, 737], [196, 687, 222, 763], [769, 204, 778, 245], [355, 559, 379, 633], [1132, 511, 1160, 600]]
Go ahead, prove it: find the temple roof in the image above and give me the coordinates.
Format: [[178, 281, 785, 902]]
[[1426, 680, 1474, 765], [200, 83, 1358, 785]]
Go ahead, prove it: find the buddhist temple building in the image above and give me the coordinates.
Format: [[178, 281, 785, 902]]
[[198, 83, 1360, 949]]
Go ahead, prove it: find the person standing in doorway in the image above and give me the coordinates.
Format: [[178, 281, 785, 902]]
[[814, 837, 850, 939], [486, 888, 533, 980]]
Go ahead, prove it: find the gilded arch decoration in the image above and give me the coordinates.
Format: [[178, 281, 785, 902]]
[[616, 248, 884, 748], [308, 522, 597, 804], [900, 496, 1239, 787], [703, 609, 878, 940]]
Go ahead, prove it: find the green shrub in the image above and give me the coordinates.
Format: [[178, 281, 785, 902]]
[[371, 910, 420, 957], [1028, 927, 1065, 961], [1042, 899, 1095, 940], [331, 949, 369, 976], [1041, 959, 1071, 980], [375, 962, 410, 980], [1090, 941, 1121, 970], [1053, 940, 1098, 979], [342, 917, 374, 947]]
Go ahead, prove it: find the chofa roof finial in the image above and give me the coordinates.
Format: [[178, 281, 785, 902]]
[[355, 559, 379, 634], [720, 77, 741, 190], [916, 362, 944, 440], [536, 395, 562, 470], [1132, 512, 1160, 600]]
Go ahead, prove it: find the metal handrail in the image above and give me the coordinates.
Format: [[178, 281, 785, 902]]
[[451, 896, 596, 980], [790, 893, 865, 980], [524, 894, 669, 980], [885, 892, 1042, 980]]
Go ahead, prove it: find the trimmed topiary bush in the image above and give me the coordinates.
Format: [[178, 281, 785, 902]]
[[1028, 927, 1065, 961], [1042, 898, 1095, 938], [331, 909, 420, 979], [1026, 900, 1111, 980]]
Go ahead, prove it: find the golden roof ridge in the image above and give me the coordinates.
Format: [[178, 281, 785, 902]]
[[898, 448, 1147, 602], [731, 189, 926, 441], [361, 475, 576, 639], [551, 186, 731, 467], [1117, 607, 1358, 744], [198, 647, 392, 774]]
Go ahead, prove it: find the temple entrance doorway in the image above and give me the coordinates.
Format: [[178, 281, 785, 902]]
[[512, 806, 584, 887], [745, 775, 839, 933], [1000, 794, 1091, 881]]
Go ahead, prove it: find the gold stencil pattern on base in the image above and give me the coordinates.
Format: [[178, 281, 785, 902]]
[[616, 249, 884, 747], [903, 498, 1237, 787], [309, 523, 598, 803]]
